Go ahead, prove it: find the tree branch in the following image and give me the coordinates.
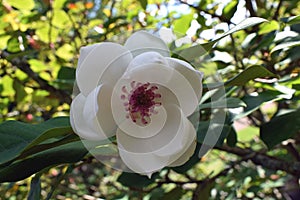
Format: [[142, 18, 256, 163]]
[[1, 51, 72, 104], [215, 145, 300, 177], [245, 0, 257, 17]]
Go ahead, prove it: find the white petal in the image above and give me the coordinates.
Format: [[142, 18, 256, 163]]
[[76, 42, 132, 96], [166, 57, 203, 102], [126, 51, 167, 72], [115, 63, 199, 116], [77, 44, 98, 71], [116, 104, 182, 153], [83, 84, 117, 140], [124, 31, 170, 57], [70, 93, 103, 140], [168, 139, 197, 167], [117, 104, 196, 175]]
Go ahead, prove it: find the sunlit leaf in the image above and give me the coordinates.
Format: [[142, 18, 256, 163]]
[[222, 0, 238, 20], [199, 98, 246, 110], [6, 0, 35, 10], [271, 41, 300, 54], [173, 13, 194, 34], [178, 17, 268, 60]]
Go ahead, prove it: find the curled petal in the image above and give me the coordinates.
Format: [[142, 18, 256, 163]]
[[166, 57, 203, 102], [125, 31, 170, 57], [83, 84, 117, 140], [70, 93, 104, 140], [117, 104, 196, 175], [77, 42, 132, 96], [127, 51, 167, 72]]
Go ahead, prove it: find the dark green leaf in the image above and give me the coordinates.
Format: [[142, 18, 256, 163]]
[[226, 128, 237, 147], [138, 0, 148, 10], [160, 187, 184, 200], [0, 117, 72, 166], [225, 65, 277, 86], [13, 79, 27, 103], [117, 172, 157, 188], [199, 98, 246, 110], [281, 15, 300, 25], [193, 180, 215, 200], [271, 41, 300, 54], [233, 90, 284, 120], [27, 175, 41, 200], [260, 109, 300, 149], [197, 121, 232, 147], [0, 141, 87, 183]]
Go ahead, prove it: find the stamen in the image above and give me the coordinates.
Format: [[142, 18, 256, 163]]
[[120, 82, 162, 126]]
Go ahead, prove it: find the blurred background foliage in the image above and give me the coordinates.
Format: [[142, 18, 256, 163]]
[[0, 0, 300, 199]]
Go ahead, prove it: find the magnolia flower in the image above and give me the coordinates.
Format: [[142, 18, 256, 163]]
[[70, 30, 203, 177]]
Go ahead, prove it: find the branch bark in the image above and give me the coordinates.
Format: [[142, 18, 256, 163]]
[[215, 145, 300, 177], [1, 51, 72, 104]]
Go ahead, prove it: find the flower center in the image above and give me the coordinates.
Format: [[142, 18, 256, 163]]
[[121, 81, 162, 126]]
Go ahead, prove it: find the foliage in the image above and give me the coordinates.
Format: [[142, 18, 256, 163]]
[[0, 0, 300, 199]]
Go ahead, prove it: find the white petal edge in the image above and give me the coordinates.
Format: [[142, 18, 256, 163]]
[[124, 31, 170, 57], [83, 84, 117, 140], [168, 138, 197, 167], [117, 104, 196, 175], [76, 42, 133, 96], [166, 57, 203, 102], [126, 51, 167, 72], [70, 93, 104, 140]]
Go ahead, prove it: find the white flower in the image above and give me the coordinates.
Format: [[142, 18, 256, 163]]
[[70, 31, 203, 177]]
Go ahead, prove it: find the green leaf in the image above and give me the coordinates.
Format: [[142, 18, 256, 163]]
[[138, 0, 148, 10], [27, 175, 41, 200], [233, 90, 284, 120], [258, 20, 279, 35], [13, 79, 27, 103], [260, 109, 300, 149], [117, 172, 157, 188], [204, 66, 277, 90], [222, 0, 238, 20], [226, 128, 237, 147], [161, 187, 184, 200], [281, 15, 300, 25], [177, 17, 268, 61], [197, 121, 232, 147], [225, 65, 277, 86], [193, 180, 215, 200], [0, 141, 87, 183], [199, 98, 246, 110], [6, 0, 35, 10], [173, 13, 194, 34], [271, 41, 300, 54], [0, 117, 72, 166]]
